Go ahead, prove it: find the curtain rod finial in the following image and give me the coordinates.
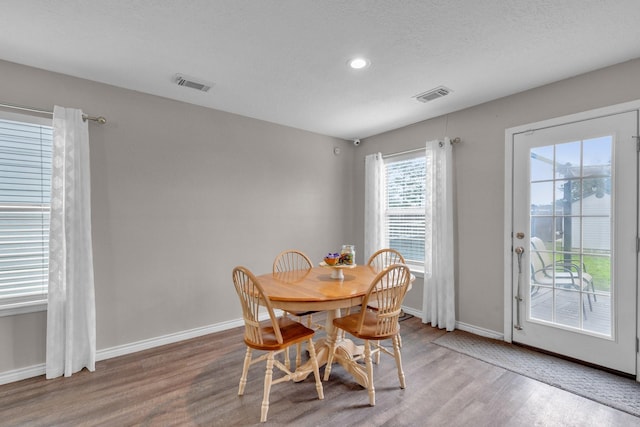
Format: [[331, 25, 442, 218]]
[[82, 115, 107, 124]]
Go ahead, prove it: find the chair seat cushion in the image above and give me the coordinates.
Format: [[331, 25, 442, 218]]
[[533, 274, 592, 290], [245, 317, 315, 351], [552, 271, 593, 284], [333, 310, 399, 340]]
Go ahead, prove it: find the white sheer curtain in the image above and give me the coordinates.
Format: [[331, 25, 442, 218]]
[[46, 106, 96, 379], [364, 153, 385, 262], [423, 138, 456, 331]]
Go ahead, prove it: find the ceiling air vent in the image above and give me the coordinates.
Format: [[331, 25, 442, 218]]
[[174, 73, 213, 92], [414, 86, 452, 103]]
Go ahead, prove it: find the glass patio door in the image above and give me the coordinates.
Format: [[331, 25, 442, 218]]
[[511, 109, 638, 375]]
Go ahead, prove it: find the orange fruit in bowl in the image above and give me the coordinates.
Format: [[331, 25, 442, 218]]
[[324, 257, 338, 265]]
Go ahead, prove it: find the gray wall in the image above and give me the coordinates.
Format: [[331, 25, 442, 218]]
[[2, 56, 640, 378], [0, 59, 356, 374], [356, 58, 640, 332]]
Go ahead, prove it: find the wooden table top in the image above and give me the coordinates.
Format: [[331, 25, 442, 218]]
[[255, 265, 381, 311]]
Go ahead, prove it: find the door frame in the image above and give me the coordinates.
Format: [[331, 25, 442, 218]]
[[503, 99, 640, 379]]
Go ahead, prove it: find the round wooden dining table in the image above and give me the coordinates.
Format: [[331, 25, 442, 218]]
[[256, 264, 378, 311], [255, 264, 411, 387]]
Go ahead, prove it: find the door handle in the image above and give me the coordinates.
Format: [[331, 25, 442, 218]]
[[514, 246, 525, 330]]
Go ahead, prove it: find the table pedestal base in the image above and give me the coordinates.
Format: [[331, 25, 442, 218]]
[[291, 308, 368, 388], [291, 337, 367, 387], [330, 269, 344, 280]]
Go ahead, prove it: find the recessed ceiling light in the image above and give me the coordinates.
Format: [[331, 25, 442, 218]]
[[348, 58, 370, 69]]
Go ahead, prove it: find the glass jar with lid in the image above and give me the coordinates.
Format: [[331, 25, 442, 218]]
[[340, 244, 355, 265]]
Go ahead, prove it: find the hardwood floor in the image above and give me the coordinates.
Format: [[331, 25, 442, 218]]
[[1, 316, 639, 426]]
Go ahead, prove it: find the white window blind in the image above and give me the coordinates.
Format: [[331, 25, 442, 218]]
[[0, 116, 52, 311], [384, 153, 426, 266]]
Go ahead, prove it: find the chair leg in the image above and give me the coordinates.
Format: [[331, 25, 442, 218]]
[[582, 277, 595, 309], [307, 338, 324, 400], [284, 346, 291, 370], [294, 315, 313, 368], [339, 308, 350, 340], [281, 315, 291, 370], [374, 341, 381, 364], [323, 327, 339, 381], [392, 335, 406, 389], [295, 343, 302, 368], [238, 347, 252, 396], [261, 352, 275, 423], [364, 340, 375, 406], [580, 279, 594, 313]]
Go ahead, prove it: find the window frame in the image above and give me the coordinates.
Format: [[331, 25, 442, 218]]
[[0, 110, 52, 317], [383, 150, 426, 275]]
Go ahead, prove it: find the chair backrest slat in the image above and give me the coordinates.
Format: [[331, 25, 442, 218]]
[[273, 249, 313, 273], [233, 266, 283, 345], [530, 237, 553, 266], [359, 264, 411, 336], [367, 248, 406, 272], [530, 237, 552, 283]]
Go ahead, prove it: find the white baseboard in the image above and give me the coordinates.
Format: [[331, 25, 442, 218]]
[[401, 307, 503, 341], [95, 318, 245, 361], [0, 316, 249, 386], [455, 321, 503, 340], [0, 364, 46, 386], [401, 305, 423, 319]]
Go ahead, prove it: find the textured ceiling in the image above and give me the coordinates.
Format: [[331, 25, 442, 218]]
[[1, 0, 640, 140]]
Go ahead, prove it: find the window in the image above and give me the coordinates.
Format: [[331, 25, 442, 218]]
[[384, 152, 426, 268], [0, 113, 52, 315]]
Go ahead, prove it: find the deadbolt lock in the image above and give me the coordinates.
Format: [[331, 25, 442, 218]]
[[516, 232, 525, 239]]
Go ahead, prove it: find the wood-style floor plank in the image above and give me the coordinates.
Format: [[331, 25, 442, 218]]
[[1, 316, 639, 426]]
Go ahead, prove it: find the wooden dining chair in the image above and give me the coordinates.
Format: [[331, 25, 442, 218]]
[[367, 248, 405, 272], [366, 248, 406, 354], [273, 249, 314, 273], [273, 249, 319, 368], [323, 264, 412, 406], [330, 248, 405, 341], [232, 266, 324, 423]]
